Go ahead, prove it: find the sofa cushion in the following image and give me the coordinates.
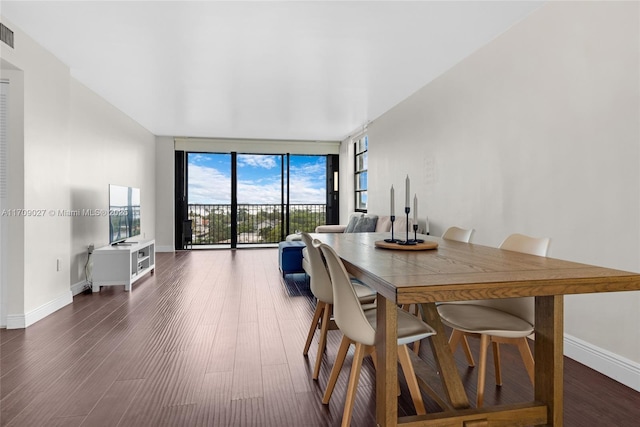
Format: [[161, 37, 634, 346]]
[[353, 215, 378, 233], [316, 213, 401, 234], [392, 216, 417, 236], [285, 232, 302, 241], [344, 214, 363, 233], [376, 216, 392, 232], [315, 224, 347, 233]]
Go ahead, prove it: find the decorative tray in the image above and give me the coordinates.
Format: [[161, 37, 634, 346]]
[[374, 240, 438, 251]]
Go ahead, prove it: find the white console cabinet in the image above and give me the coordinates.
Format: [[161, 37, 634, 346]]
[[92, 240, 155, 292]]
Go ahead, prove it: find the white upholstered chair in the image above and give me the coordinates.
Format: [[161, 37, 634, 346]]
[[407, 225, 474, 355], [318, 240, 436, 427], [441, 226, 474, 243], [437, 233, 550, 407], [300, 232, 376, 381]]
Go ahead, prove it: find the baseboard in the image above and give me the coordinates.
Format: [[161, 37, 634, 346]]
[[6, 290, 73, 329], [564, 333, 640, 392], [71, 280, 89, 296], [156, 245, 175, 253]]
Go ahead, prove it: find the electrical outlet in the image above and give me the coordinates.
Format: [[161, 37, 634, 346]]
[[88, 244, 94, 254]]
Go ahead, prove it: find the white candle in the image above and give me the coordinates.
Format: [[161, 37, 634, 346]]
[[390, 185, 395, 216], [413, 194, 418, 224], [405, 175, 410, 208]]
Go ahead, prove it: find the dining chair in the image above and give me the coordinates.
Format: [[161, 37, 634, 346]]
[[441, 226, 474, 243], [406, 225, 475, 354], [318, 240, 436, 427], [437, 233, 550, 407], [300, 232, 376, 381], [413, 225, 475, 355]]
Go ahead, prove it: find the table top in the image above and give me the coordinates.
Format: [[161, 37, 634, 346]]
[[311, 232, 640, 304]]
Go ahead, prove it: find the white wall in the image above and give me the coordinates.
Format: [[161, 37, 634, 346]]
[[1, 18, 72, 327], [155, 136, 175, 252], [0, 66, 25, 327], [350, 1, 640, 387], [0, 17, 156, 327], [69, 80, 156, 288]]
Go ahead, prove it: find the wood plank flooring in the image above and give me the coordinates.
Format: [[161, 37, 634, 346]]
[[1, 249, 639, 426]]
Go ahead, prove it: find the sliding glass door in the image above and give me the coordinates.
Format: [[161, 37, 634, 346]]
[[236, 154, 283, 246], [186, 153, 233, 246], [288, 155, 327, 235], [181, 152, 329, 248]]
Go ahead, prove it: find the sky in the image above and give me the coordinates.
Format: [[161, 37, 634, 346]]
[[187, 153, 327, 205]]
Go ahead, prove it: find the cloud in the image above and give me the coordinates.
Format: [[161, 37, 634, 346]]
[[188, 164, 230, 204], [188, 156, 326, 205], [238, 154, 278, 169]]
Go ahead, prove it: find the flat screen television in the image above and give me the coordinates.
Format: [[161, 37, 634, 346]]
[[109, 184, 141, 245]]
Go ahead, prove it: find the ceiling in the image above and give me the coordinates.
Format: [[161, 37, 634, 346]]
[[1, 1, 543, 141]]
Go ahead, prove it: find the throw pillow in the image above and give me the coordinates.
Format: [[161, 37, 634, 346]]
[[353, 215, 378, 233], [344, 214, 362, 233]]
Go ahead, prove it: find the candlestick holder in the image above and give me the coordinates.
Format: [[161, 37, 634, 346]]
[[398, 207, 416, 246], [384, 215, 400, 243], [408, 223, 424, 243]]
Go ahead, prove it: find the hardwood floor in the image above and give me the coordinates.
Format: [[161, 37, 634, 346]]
[[1, 249, 638, 426]]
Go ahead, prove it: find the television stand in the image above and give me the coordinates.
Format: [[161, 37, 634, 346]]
[[113, 240, 139, 246], [92, 240, 155, 292]]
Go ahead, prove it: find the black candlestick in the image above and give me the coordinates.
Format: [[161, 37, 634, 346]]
[[409, 223, 424, 243], [384, 215, 399, 243], [398, 207, 416, 245]]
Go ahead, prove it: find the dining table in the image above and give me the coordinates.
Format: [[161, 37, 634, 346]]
[[310, 231, 640, 427]]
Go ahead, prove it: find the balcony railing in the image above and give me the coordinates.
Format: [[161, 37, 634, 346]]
[[188, 203, 326, 245]]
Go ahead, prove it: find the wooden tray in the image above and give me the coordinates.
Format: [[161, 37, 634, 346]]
[[375, 240, 438, 251]]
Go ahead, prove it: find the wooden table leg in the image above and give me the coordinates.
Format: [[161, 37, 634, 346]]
[[376, 295, 398, 427], [420, 303, 471, 409], [535, 295, 564, 426]]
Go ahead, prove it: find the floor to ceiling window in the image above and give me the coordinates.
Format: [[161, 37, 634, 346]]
[[288, 155, 327, 235], [236, 153, 284, 246], [186, 152, 232, 246], [181, 152, 328, 248]]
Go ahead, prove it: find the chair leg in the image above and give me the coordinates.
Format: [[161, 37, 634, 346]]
[[322, 335, 351, 404], [461, 335, 475, 366], [313, 302, 332, 380], [476, 334, 490, 408], [449, 330, 476, 367], [412, 304, 420, 316], [492, 341, 502, 386], [303, 301, 325, 356], [341, 343, 367, 427], [411, 304, 423, 354], [397, 344, 427, 415], [448, 329, 462, 353], [412, 339, 421, 355], [516, 338, 535, 385]]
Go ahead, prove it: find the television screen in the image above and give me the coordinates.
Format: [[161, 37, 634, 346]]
[[109, 184, 141, 244]]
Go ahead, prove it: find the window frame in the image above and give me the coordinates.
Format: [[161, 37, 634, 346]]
[[354, 135, 368, 212]]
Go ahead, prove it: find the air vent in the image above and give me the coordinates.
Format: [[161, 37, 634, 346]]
[[1, 23, 14, 48]]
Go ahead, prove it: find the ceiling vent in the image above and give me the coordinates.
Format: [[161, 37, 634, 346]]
[[1, 23, 14, 49]]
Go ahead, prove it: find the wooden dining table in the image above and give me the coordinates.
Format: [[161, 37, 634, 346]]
[[311, 232, 640, 427]]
